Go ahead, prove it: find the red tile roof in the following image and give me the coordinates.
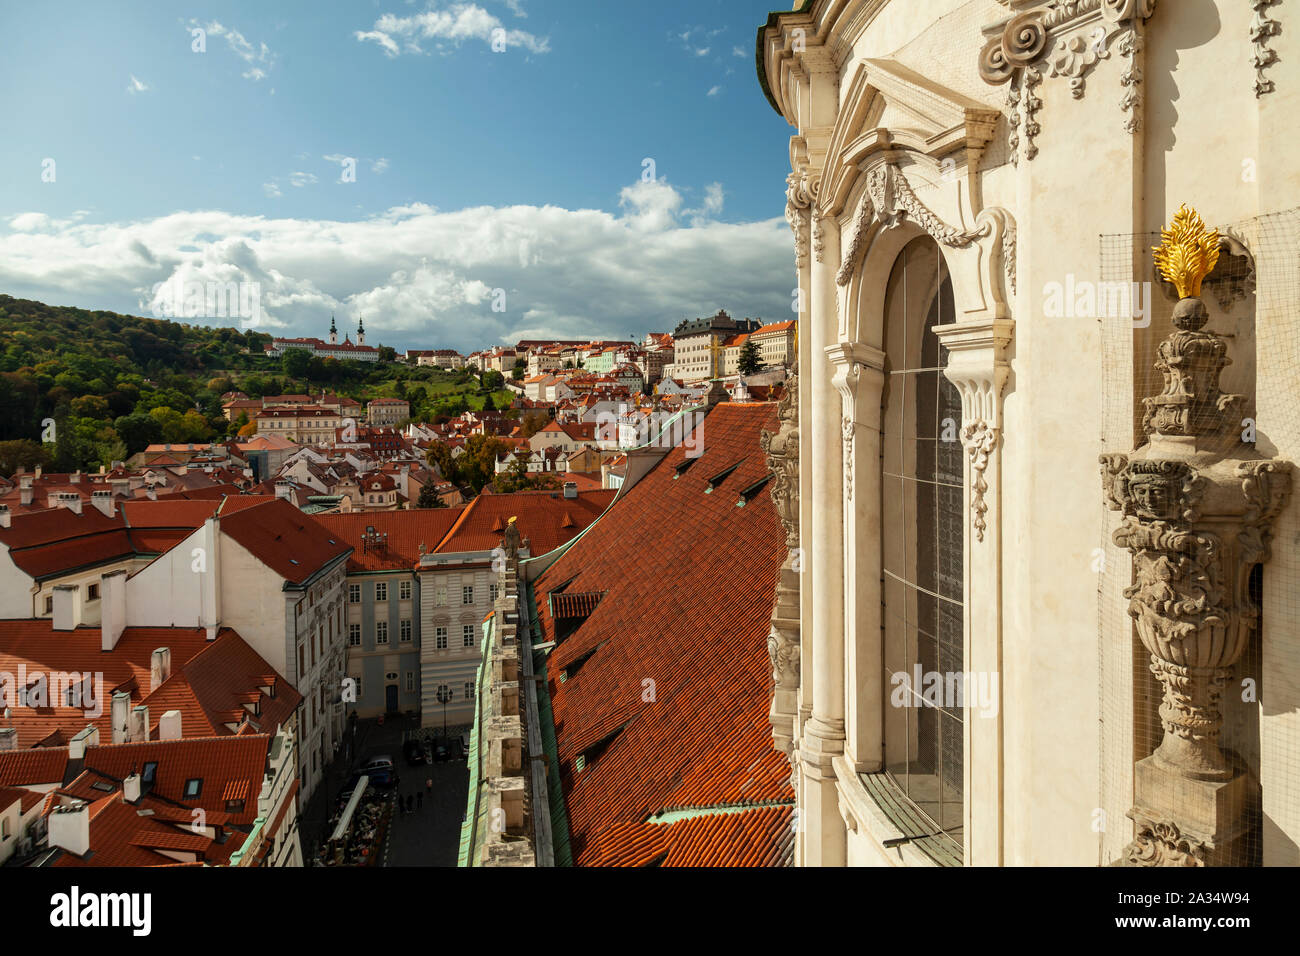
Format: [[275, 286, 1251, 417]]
[[583, 804, 794, 866], [532, 403, 793, 866], [434, 489, 614, 557], [219, 497, 351, 585], [311, 508, 467, 572]]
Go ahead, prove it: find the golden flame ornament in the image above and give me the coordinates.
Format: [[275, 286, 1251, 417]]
[[1152, 204, 1220, 299]]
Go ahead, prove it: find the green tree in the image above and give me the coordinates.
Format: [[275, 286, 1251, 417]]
[[378, 346, 397, 363], [114, 412, 164, 454], [281, 348, 312, 379], [458, 433, 509, 493], [416, 481, 445, 509], [481, 370, 505, 391], [425, 441, 457, 485], [0, 439, 52, 476], [738, 338, 764, 376]]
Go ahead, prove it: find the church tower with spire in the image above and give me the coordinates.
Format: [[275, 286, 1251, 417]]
[[329, 314, 338, 345], [357, 316, 365, 346]]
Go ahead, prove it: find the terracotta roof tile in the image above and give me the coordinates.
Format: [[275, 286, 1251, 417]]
[[533, 403, 793, 866]]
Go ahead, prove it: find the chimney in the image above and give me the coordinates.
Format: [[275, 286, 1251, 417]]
[[274, 480, 292, 500], [145, 483, 157, 501], [69, 725, 99, 760], [0, 505, 9, 529], [49, 801, 91, 858], [123, 771, 142, 803], [70, 470, 81, 484], [0, 728, 15, 751], [130, 705, 149, 743], [100, 569, 127, 651], [52, 584, 82, 631], [150, 647, 172, 691], [563, 481, 578, 499], [90, 490, 114, 517], [111, 691, 131, 744], [19, 484, 31, 507], [600, 463, 611, 488], [33, 465, 41, 480], [159, 709, 182, 740]]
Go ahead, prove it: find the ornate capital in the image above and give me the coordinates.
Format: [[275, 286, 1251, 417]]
[[933, 318, 1014, 430]]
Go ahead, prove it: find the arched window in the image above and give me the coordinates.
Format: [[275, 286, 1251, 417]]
[[880, 235, 965, 856]]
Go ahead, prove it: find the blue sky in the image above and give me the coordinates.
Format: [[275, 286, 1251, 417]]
[[0, 1, 798, 352]]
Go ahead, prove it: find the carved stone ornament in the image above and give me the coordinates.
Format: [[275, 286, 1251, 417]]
[[980, 0, 1158, 155], [837, 163, 985, 287], [1103, 206, 1293, 862], [786, 171, 812, 270], [1251, 0, 1281, 96], [812, 215, 828, 264], [1126, 809, 1209, 867], [961, 421, 999, 542], [761, 366, 801, 762], [842, 417, 855, 502]]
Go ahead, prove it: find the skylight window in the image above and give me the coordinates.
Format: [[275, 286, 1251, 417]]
[[736, 476, 771, 507], [704, 463, 740, 493], [142, 762, 157, 784], [183, 778, 202, 798]]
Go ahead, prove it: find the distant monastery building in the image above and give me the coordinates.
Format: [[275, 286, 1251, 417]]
[[265, 316, 381, 363]]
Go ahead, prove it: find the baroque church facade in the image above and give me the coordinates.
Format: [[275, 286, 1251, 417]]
[[757, 0, 1299, 866]]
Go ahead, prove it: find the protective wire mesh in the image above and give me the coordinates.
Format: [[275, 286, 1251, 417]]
[[1098, 207, 1300, 866]]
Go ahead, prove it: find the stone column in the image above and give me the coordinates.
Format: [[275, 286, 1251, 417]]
[[801, 208, 847, 867], [827, 341, 887, 775], [933, 317, 1014, 867]]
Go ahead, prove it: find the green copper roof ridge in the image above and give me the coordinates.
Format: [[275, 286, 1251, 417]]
[[646, 798, 796, 826]]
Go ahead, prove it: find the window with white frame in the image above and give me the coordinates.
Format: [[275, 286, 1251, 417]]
[[399, 580, 412, 601], [464, 681, 475, 701], [462, 585, 474, 605], [405, 671, 414, 692], [375, 581, 388, 601], [348, 623, 361, 646], [436, 586, 447, 606], [489, 583, 499, 602], [463, 624, 475, 647], [436, 627, 448, 649], [400, 619, 412, 642], [348, 584, 360, 604], [376, 620, 389, 644]]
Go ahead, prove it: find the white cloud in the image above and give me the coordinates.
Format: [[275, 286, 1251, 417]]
[[289, 172, 318, 188], [733, 45, 746, 58], [355, 3, 549, 57], [126, 75, 149, 94], [707, 85, 721, 97], [695, 47, 710, 57], [192, 20, 276, 81], [504, 0, 527, 17], [371, 158, 390, 174], [0, 185, 792, 351], [263, 182, 282, 198]]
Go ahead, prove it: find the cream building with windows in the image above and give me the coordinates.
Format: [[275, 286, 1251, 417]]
[[758, 0, 1298, 867]]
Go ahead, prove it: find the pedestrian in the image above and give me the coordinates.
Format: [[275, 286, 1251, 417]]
[[425, 777, 433, 797], [417, 791, 423, 810]]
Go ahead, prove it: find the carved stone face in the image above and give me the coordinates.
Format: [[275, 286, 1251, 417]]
[[1128, 473, 1176, 520]]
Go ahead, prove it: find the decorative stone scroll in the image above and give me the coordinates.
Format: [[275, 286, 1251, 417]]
[[1251, 0, 1281, 96], [980, 0, 1158, 156], [1103, 205, 1292, 864], [761, 367, 801, 763], [961, 421, 999, 542]]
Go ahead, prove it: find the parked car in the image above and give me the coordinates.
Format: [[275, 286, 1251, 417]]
[[459, 732, 470, 757], [433, 740, 449, 762], [403, 738, 427, 765], [359, 756, 396, 786]]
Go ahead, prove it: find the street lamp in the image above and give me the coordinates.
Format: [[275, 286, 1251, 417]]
[[436, 685, 452, 742]]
